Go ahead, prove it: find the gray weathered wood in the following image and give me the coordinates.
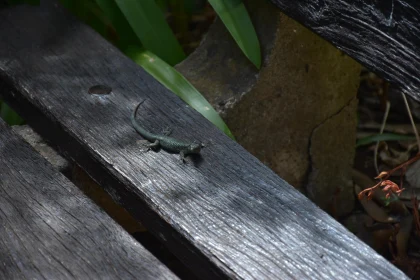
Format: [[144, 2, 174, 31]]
[[0, 119, 178, 279], [268, 0, 420, 101], [0, 1, 407, 279]]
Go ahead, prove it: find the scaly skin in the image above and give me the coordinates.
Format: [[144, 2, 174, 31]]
[[131, 101, 203, 162]]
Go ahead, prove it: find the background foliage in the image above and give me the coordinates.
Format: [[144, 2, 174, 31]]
[[2, 0, 261, 139]]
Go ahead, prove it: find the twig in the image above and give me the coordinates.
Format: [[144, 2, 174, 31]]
[[374, 100, 390, 174], [384, 152, 420, 177], [401, 91, 420, 151], [359, 122, 420, 134], [358, 153, 420, 199], [412, 196, 420, 236]]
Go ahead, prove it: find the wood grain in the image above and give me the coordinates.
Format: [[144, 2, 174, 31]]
[[0, 1, 407, 279], [268, 0, 420, 101], [0, 119, 177, 279]]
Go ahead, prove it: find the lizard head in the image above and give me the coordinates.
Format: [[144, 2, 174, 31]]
[[187, 141, 203, 154]]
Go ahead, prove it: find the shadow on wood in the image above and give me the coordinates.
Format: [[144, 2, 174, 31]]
[[0, 119, 177, 279]]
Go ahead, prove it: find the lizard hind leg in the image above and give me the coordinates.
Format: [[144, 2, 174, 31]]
[[162, 127, 172, 136], [147, 140, 160, 151], [136, 139, 160, 152]]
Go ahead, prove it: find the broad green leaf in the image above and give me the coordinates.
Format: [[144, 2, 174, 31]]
[[356, 133, 416, 147], [155, 0, 168, 11], [115, 0, 186, 66], [0, 103, 24, 125], [94, 0, 141, 49], [59, 0, 117, 43], [125, 46, 234, 139], [208, 0, 261, 68]]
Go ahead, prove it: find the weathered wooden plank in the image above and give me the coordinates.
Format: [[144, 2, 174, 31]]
[[0, 119, 178, 279], [268, 0, 420, 101], [0, 1, 407, 279]]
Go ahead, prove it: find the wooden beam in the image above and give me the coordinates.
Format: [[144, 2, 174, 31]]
[[0, 1, 407, 279], [269, 0, 420, 101], [0, 119, 178, 279]]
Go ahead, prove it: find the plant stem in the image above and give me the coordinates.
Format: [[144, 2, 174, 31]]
[[401, 92, 420, 151], [386, 152, 420, 178], [374, 100, 390, 174]]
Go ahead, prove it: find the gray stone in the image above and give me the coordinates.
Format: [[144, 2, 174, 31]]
[[176, 0, 361, 216]]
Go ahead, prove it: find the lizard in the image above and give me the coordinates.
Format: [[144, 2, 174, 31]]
[[131, 100, 203, 162]]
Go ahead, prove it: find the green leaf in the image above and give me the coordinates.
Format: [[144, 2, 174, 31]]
[[59, 0, 117, 43], [356, 133, 416, 147], [94, 0, 141, 49], [114, 0, 186, 66], [0, 103, 24, 125], [155, 0, 168, 11], [208, 0, 261, 68], [125, 46, 234, 139]]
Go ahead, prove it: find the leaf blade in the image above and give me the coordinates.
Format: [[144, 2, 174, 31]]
[[114, 0, 186, 65], [59, 0, 118, 43], [94, 0, 141, 48], [0, 103, 24, 125], [125, 47, 234, 139], [356, 133, 416, 147], [208, 0, 261, 68]]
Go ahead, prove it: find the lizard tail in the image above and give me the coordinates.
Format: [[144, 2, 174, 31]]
[[131, 99, 158, 143], [132, 99, 146, 121]]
